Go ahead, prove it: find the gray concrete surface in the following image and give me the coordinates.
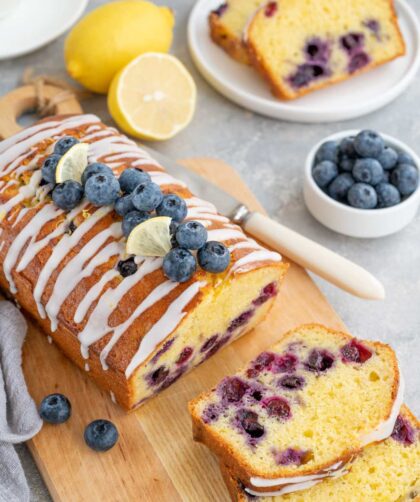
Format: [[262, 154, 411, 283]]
[[0, 0, 419, 500]]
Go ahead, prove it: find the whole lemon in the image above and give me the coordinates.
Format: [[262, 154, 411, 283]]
[[64, 0, 174, 94]]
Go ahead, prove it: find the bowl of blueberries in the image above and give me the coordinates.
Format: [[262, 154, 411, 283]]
[[304, 129, 420, 238]]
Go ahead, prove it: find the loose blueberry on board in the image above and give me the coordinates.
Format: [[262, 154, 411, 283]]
[[81, 162, 114, 185], [328, 173, 354, 201], [378, 146, 398, 170], [354, 130, 384, 158], [312, 160, 338, 188], [117, 257, 138, 277], [391, 164, 419, 196], [41, 154, 61, 184], [176, 221, 207, 250], [339, 136, 356, 158], [163, 247, 197, 283], [156, 194, 188, 222], [132, 181, 163, 212], [54, 136, 79, 155], [376, 183, 401, 208], [197, 241, 230, 273], [52, 180, 84, 210], [315, 141, 339, 163], [122, 210, 149, 237], [114, 194, 135, 216], [353, 158, 384, 186], [85, 173, 120, 206], [39, 394, 71, 424], [347, 183, 378, 209], [119, 167, 151, 194], [84, 419, 119, 452]]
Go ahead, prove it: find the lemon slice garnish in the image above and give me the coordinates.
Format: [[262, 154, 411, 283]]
[[55, 143, 89, 184], [108, 53, 196, 140], [126, 216, 172, 257]]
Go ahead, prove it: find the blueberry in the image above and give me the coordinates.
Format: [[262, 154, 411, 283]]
[[339, 136, 356, 158], [354, 130, 384, 158], [221, 377, 249, 402], [391, 164, 419, 196], [378, 146, 398, 170], [348, 52, 370, 73], [353, 158, 384, 185], [304, 349, 335, 372], [312, 160, 338, 188], [315, 141, 339, 163], [85, 173, 120, 206], [117, 257, 137, 277], [52, 180, 84, 210], [163, 248, 197, 283], [54, 136, 79, 155], [175, 221, 207, 250], [347, 183, 378, 209], [376, 182, 401, 208], [114, 194, 135, 216], [197, 241, 230, 273], [398, 152, 416, 166], [156, 194, 188, 222], [339, 155, 355, 172], [84, 419, 119, 452], [237, 409, 264, 439], [132, 182, 163, 212], [382, 170, 390, 183], [81, 163, 114, 185], [327, 173, 354, 200], [170, 220, 179, 235], [41, 154, 61, 184], [39, 393, 71, 424], [118, 168, 151, 194], [340, 33, 364, 54], [122, 210, 149, 237], [290, 63, 327, 88]]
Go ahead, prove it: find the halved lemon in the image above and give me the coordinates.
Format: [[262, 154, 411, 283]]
[[126, 216, 172, 257], [55, 143, 89, 184], [108, 53, 196, 141]]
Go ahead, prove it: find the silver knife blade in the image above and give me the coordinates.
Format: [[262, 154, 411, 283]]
[[141, 145, 247, 221]]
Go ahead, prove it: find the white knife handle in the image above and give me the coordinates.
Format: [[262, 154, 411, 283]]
[[243, 212, 385, 300]]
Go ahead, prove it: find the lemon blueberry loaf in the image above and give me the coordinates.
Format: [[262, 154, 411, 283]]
[[246, 0, 405, 99], [189, 324, 403, 494], [0, 114, 287, 410], [209, 0, 264, 64], [221, 405, 419, 501]]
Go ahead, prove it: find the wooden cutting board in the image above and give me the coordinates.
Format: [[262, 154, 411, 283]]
[[22, 157, 347, 502]]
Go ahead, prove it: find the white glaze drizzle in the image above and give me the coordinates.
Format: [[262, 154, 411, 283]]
[[0, 170, 42, 216], [231, 250, 282, 273], [206, 228, 247, 242], [110, 391, 116, 403], [47, 336, 53, 344], [84, 363, 90, 372]]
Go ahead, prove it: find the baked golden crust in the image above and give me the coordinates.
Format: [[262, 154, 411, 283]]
[[209, 11, 252, 65]]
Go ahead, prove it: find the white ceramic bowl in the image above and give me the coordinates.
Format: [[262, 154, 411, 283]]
[[304, 130, 420, 238]]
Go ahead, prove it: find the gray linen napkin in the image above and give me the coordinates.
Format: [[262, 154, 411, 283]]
[[0, 301, 43, 502]]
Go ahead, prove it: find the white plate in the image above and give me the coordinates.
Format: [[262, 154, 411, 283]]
[[0, 0, 88, 60], [188, 0, 420, 123]]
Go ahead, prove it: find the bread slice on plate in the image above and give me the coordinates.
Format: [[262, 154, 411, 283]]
[[220, 405, 419, 500], [209, 0, 264, 64], [246, 0, 406, 99], [189, 324, 404, 495]]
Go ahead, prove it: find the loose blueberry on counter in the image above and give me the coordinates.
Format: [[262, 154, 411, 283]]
[[347, 183, 377, 209], [391, 164, 419, 196], [52, 180, 84, 210], [376, 183, 401, 208], [115, 194, 135, 216], [84, 419, 119, 452], [156, 194, 188, 222], [41, 154, 61, 184], [122, 210, 149, 237], [163, 247, 196, 283], [198, 241, 230, 273], [81, 162, 114, 185], [176, 221, 207, 250], [312, 160, 338, 188], [339, 136, 356, 158], [54, 136, 79, 155], [328, 173, 354, 201], [378, 146, 398, 170], [119, 167, 151, 194], [85, 173, 120, 206], [39, 393, 71, 424], [353, 158, 384, 186], [117, 257, 138, 277], [354, 130, 384, 158], [315, 141, 339, 164], [132, 181, 163, 212]]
